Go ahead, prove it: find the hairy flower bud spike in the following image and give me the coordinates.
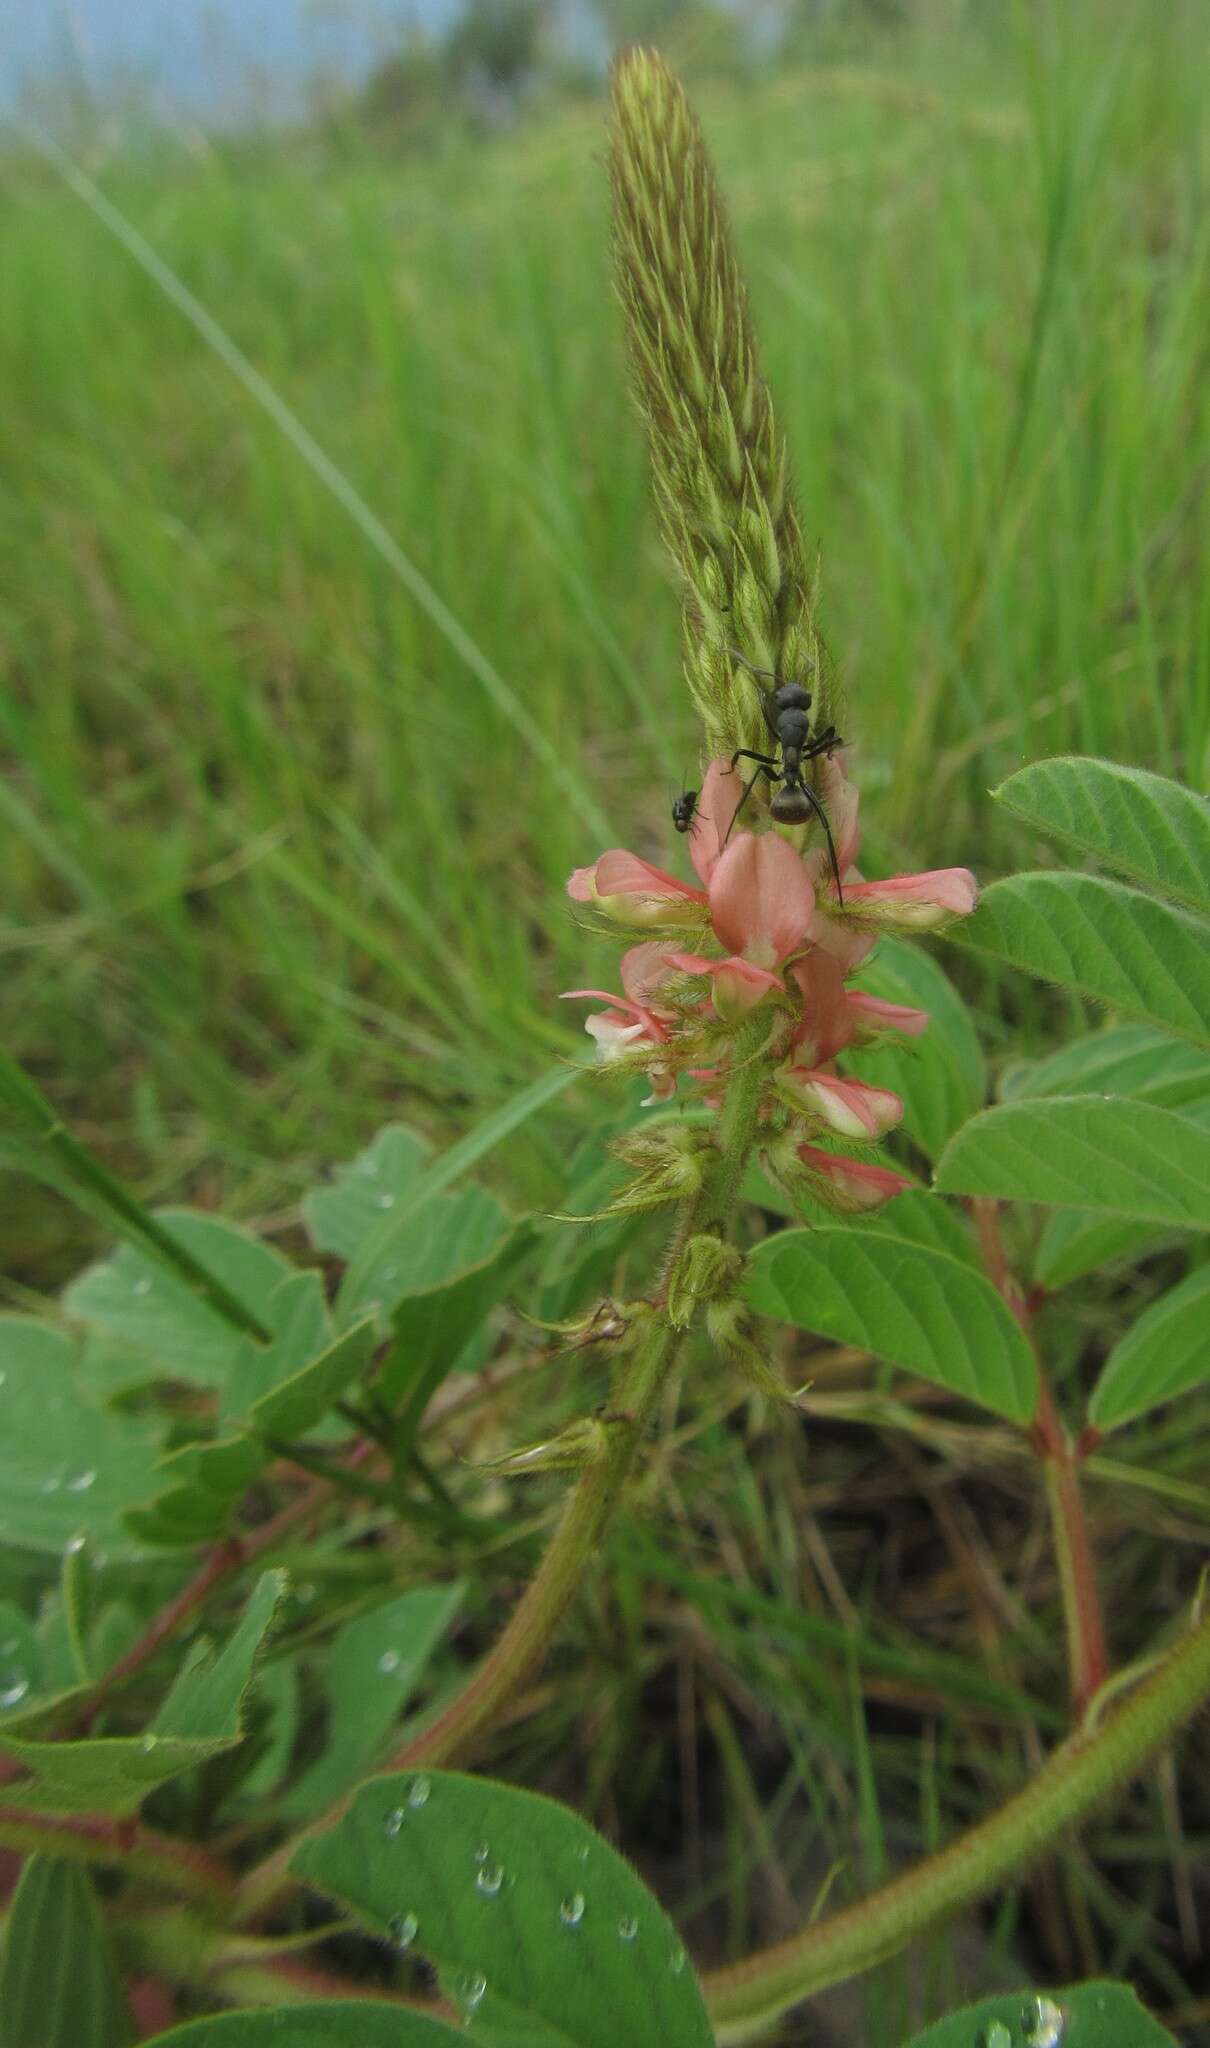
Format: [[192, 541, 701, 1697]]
[[609, 48, 835, 772]]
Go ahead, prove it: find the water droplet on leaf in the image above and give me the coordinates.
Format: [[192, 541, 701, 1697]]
[[383, 1806, 406, 1838], [0, 1676, 30, 1709], [559, 1893, 585, 1927], [981, 2026, 1012, 2048], [377, 1649, 400, 1675], [66, 1469, 96, 1492], [668, 1944, 686, 1975], [134, 1277, 152, 1296], [407, 1774, 431, 1809], [473, 1841, 490, 1864], [458, 1970, 487, 2013], [618, 1915, 639, 1942], [388, 1911, 418, 1950], [376, 1192, 396, 1209], [476, 1863, 504, 1896], [1023, 1997, 1065, 2048]]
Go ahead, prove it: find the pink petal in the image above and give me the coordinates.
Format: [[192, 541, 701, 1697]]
[[664, 948, 722, 977], [796, 1145, 913, 1212], [596, 849, 708, 902], [846, 993, 930, 1041], [560, 986, 638, 1010], [710, 957, 784, 1018], [709, 832, 815, 964], [666, 948, 783, 1020], [567, 865, 600, 903], [688, 759, 739, 885], [620, 941, 680, 1006], [782, 1069, 904, 1139], [789, 953, 856, 1064], [838, 868, 979, 928], [805, 757, 862, 886]]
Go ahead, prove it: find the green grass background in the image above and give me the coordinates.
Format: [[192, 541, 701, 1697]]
[[2, 0, 1208, 1276]]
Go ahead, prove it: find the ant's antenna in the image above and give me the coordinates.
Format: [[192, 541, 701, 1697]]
[[726, 645, 787, 688]]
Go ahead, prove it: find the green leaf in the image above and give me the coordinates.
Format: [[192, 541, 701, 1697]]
[[0, 1604, 40, 1721], [744, 1226, 1037, 1423], [304, 1124, 432, 1258], [141, 2006, 463, 2047], [0, 1319, 161, 1558], [1033, 1209, 1176, 1291], [248, 1316, 377, 1441], [0, 1049, 269, 1343], [846, 937, 986, 1159], [1089, 1264, 1210, 1431], [897, 1980, 1176, 2047], [64, 1211, 292, 1390], [383, 1216, 539, 1415], [122, 1281, 355, 1551], [956, 874, 1210, 1051], [284, 1583, 464, 1818], [338, 1069, 572, 1315], [994, 756, 1210, 914], [340, 1177, 524, 1328], [936, 1097, 1210, 1231], [220, 1271, 332, 1428], [292, 1771, 713, 2048], [0, 1571, 284, 1816], [241, 1655, 299, 1798], [807, 1189, 980, 1268], [1001, 1024, 1210, 1110], [0, 1856, 133, 2048]]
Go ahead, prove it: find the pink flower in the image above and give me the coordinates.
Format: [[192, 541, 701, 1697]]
[[567, 850, 708, 929], [778, 1066, 904, 1140], [669, 828, 816, 1019], [562, 941, 679, 1076], [796, 1145, 913, 1212]]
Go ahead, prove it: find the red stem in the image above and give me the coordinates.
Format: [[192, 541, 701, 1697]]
[[970, 1198, 1108, 1716]]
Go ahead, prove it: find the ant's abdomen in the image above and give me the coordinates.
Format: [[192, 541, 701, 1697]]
[[769, 786, 816, 824]]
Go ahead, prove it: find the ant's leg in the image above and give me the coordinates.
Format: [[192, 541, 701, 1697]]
[[803, 726, 843, 760], [724, 757, 776, 846], [797, 781, 845, 903]]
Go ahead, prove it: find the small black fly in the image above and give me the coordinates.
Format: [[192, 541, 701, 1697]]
[[671, 786, 699, 835]]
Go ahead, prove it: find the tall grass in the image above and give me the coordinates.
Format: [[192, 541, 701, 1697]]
[[2, 0, 1208, 1276]]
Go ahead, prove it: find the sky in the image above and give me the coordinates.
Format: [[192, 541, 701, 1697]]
[[2, 0, 471, 120]]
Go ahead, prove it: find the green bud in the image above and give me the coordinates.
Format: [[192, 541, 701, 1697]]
[[472, 1416, 628, 1477], [705, 1298, 796, 1405], [666, 1231, 743, 1330]]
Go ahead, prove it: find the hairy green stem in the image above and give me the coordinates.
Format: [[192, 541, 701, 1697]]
[[704, 1599, 1210, 2042], [234, 1023, 773, 1927]]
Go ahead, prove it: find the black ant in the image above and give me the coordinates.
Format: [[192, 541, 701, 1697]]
[[672, 785, 699, 834], [724, 645, 845, 900]]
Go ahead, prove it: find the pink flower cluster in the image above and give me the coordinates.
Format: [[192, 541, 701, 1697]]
[[564, 759, 977, 1212]]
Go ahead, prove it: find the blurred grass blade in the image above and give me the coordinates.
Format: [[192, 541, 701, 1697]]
[[0, 1049, 269, 1340], [21, 121, 612, 844]]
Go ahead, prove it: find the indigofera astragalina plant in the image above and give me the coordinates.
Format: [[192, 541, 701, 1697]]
[[6, 43, 1210, 2048]]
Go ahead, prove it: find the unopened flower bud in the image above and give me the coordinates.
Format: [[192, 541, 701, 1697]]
[[666, 1232, 743, 1330], [472, 1415, 628, 1476], [705, 1297, 795, 1403]]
